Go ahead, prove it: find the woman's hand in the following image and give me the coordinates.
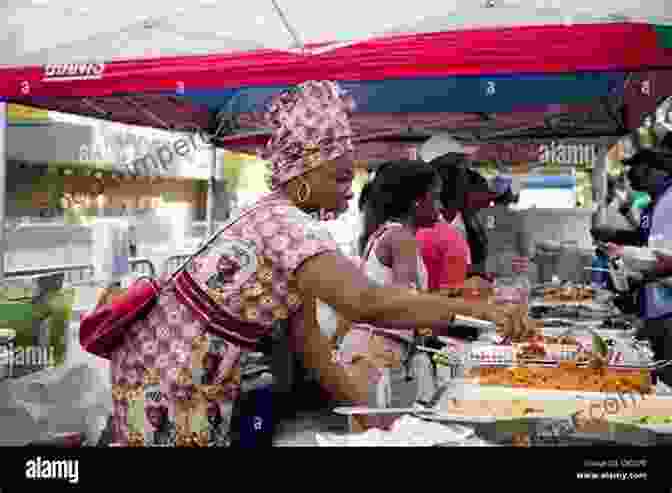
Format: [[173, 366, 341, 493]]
[[470, 301, 532, 341]]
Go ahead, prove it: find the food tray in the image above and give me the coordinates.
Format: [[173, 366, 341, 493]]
[[449, 381, 656, 403], [463, 342, 652, 369], [530, 300, 612, 311], [529, 303, 616, 321]]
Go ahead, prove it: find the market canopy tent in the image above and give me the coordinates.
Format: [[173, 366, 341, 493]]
[[0, 4, 670, 278], [2, 7, 672, 157]]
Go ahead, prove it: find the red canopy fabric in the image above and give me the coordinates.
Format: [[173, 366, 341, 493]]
[[1, 23, 669, 99]]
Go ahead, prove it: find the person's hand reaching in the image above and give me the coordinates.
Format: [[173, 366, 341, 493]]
[[470, 301, 533, 342]]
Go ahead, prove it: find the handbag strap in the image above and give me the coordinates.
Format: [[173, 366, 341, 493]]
[[163, 195, 288, 285]]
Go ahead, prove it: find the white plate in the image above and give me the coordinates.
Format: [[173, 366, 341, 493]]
[[316, 416, 476, 447]]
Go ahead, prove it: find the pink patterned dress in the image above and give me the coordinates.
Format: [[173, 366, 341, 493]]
[[110, 192, 338, 446]]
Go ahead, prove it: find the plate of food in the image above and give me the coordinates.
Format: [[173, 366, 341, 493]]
[[461, 360, 653, 396]]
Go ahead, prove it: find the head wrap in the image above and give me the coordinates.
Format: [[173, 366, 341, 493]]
[[261, 80, 355, 190]]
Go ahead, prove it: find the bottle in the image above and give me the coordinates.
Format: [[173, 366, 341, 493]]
[[592, 247, 610, 289]]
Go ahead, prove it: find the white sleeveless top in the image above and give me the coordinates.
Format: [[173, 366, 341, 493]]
[[316, 223, 428, 339], [363, 222, 428, 291]]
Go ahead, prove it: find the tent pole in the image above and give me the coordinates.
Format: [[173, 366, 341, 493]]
[[0, 102, 6, 280], [206, 144, 217, 237], [591, 146, 609, 229]]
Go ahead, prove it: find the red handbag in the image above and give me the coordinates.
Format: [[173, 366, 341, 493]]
[[79, 277, 161, 359], [79, 201, 272, 359], [80, 230, 225, 359]]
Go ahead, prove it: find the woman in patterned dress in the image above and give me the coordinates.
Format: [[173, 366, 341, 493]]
[[108, 80, 530, 446]]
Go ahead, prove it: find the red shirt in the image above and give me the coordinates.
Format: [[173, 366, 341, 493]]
[[416, 222, 471, 291]]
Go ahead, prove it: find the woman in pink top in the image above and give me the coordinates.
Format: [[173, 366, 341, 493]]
[[102, 81, 530, 446], [337, 161, 526, 412], [416, 220, 471, 292]]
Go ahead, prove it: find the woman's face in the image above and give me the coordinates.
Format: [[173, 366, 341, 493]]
[[297, 153, 355, 213], [414, 179, 442, 228]]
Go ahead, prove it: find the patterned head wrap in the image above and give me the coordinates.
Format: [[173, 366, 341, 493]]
[[261, 80, 355, 190]]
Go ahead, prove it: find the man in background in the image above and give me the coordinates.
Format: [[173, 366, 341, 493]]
[[592, 150, 672, 386]]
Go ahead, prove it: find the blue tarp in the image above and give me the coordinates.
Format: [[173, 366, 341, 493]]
[[176, 72, 626, 114]]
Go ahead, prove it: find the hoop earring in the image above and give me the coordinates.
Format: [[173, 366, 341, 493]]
[[296, 178, 312, 204]]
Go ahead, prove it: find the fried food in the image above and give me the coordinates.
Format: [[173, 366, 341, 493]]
[[543, 335, 579, 345], [516, 342, 547, 360], [543, 285, 594, 303], [467, 363, 651, 394]]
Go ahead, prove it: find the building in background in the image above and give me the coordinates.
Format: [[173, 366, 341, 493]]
[[6, 106, 230, 223]]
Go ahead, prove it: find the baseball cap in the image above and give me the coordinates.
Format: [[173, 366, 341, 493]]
[[420, 134, 477, 163]]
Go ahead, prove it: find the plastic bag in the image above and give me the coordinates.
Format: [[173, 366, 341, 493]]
[[2, 361, 112, 446]]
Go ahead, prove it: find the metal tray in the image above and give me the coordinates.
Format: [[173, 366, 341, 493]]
[[450, 381, 658, 403], [463, 344, 654, 370]]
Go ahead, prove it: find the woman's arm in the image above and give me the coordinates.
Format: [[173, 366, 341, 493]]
[[295, 251, 526, 336], [290, 294, 371, 407], [292, 251, 527, 413]]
